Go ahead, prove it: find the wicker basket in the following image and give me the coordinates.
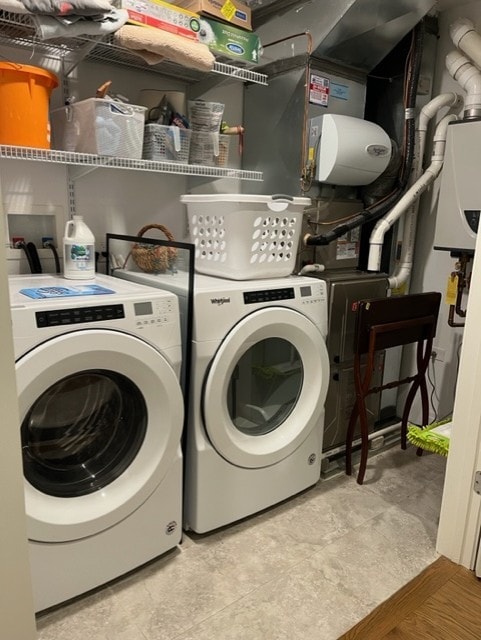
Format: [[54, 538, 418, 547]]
[[130, 224, 177, 274]]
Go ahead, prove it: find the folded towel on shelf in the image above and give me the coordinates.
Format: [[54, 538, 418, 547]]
[[32, 8, 128, 39], [21, 0, 114, 15], [114, 25, 215, 72], [0, 0, 30, 14], [0, 0, 114, 18]]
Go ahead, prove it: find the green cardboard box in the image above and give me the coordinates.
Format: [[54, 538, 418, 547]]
[[197, 17, 262, 66]]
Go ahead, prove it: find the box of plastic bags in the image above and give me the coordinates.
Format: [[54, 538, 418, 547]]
[[51, 98, 147, 158]]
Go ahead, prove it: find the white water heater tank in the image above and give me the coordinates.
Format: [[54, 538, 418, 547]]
[[434, 119, 480, 254], [315, 114, 392, 186]]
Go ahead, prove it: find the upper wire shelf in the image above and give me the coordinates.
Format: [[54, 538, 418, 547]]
[[0, 11, 268, 85], [0, 145, 264, 181]]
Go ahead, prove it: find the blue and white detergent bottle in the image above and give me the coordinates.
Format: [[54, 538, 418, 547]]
[[63, 215, 95, 280]]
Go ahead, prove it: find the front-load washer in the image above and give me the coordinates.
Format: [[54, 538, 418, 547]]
[[9, 273, 184, 611], [114, 270, 329, 534]]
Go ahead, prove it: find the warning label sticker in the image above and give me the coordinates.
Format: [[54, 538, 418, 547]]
[[309, 74, 330, 107]]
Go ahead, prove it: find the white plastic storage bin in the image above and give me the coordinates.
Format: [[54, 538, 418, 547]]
[[181, 194, 311, 279], [51, 98, 146, 158], [143, 124, 191, 163]]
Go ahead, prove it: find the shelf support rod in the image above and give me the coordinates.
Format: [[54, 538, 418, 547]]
[[67, 178, 76, 218]]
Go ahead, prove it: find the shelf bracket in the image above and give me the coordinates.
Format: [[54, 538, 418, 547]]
[[69, 165, 106, 182], [63, 36, 107, 77]]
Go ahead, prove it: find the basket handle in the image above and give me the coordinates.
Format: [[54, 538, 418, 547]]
[[271, 194, 294, 201], [136, 223, 176, 243], [268, 194, 294, 213], [122, 224, 177, 270]]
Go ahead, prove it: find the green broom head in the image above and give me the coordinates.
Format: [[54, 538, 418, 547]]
[[406, 416, 452, 457]]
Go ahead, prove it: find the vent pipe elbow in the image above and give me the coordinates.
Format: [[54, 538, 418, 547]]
[[450, 18, 481, 69], [418, 93, 462, 132], [446, 50, 481, 119]]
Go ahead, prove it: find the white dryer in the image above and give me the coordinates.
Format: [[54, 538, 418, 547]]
[[9, 274, 184, 611], [114, 270, 329, 534]]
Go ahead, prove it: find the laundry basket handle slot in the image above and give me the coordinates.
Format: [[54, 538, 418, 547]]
[[269, 195, 295, 212], [271, 194, 294, 201]]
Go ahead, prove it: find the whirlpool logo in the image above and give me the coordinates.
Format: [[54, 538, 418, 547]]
[[210, 297, 231, 305]]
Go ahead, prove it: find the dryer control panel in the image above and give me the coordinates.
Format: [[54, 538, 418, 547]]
[[244, 287, 295, 304], [243, 282, 326, 305]]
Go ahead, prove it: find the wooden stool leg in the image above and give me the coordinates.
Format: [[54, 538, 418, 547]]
[[350, 350, 375, 485], [416, 371, 429, 457], [402, 337, 433, 452], [401, 382, 418, 449], [356, 392, 371, 485], [417, 337, 433, 456]]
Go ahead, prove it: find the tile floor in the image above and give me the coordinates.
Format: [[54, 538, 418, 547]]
[[36, 445, 446, 640]]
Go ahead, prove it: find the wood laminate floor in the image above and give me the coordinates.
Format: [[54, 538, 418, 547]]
[[340, 555, 481, 639]]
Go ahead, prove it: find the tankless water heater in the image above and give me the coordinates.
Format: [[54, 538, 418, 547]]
[[434, 119, 481, 253]]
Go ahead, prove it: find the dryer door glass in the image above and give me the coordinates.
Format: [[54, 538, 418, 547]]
[[203, 306, 330, 468], [227, 338, 303, 435], [21, 370, 147, 498]]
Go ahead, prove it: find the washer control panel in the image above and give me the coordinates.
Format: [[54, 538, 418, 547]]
[[35, 297, 176, 329], [36, 304, 125, 327], [133, 298, 176, 328]]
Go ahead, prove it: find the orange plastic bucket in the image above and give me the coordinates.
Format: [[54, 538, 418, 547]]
[[0, 62, 58, 149]]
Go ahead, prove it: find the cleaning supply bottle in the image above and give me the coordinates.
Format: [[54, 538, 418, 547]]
[[63, 215, 95, 280]]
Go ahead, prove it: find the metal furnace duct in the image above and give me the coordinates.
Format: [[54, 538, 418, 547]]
[[253, 0, 437, 73]]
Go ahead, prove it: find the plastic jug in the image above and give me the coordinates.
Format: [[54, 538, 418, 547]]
[[63, 215, 95, 280]]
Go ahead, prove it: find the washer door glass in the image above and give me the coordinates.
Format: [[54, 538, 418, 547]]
[[227, 337, 303, 436], [16, 329, 183, 543], [202, 307, 329, 468], [22, 370, 147, 498]]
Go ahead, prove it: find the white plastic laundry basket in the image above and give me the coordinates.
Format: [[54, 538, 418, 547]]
[[181, 194, 311, 280]]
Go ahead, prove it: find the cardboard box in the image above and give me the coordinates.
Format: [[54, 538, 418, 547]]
[[174, 0, 251, 30], [118, 0, 200, 39], [197, 17, 261, 66]]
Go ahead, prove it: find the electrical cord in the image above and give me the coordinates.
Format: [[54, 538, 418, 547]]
[[44, 242, 61, 274], [26, 242, 42, 273], [427, 357, 439, 423]]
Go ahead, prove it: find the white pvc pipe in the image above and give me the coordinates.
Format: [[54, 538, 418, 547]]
[[418, 92, 462, 130], [368, 114, 456, 273], [446, 50, 481, 111], [388, 93, 461, 289], [417, 93, 461, 162], [450, 17, 481, 70], [368, 171, 437, 271]]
